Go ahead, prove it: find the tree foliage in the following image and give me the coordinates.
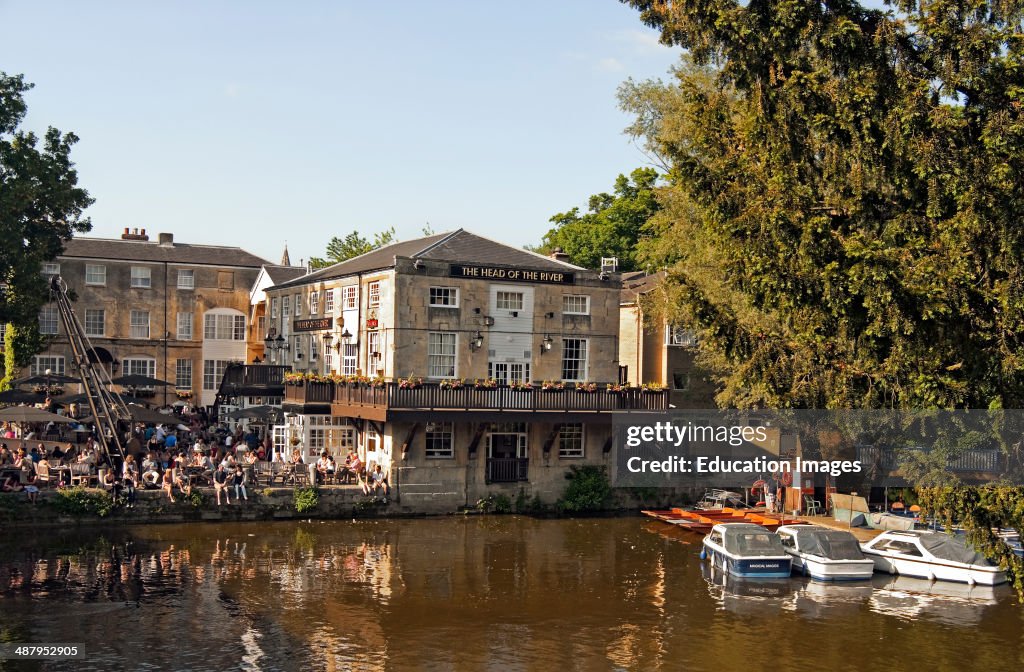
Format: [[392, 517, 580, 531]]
[[309, 227, 396, 269], [538, 168, 660, 271], [0, 73, 92, 386], [621, 0, 1024, 411]]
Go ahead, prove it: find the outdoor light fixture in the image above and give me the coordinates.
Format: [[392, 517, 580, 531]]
[[275, 334, 289, 351], [483, 316, 495, 327], [470, 331, 484, 350], [541, 334, 553, 353], [341, 328, 352, 342]]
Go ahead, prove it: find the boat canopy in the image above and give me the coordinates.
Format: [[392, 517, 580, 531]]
[[920, 533, 992, 567], [722, 525, 787, 556], [792, 527, 865, 561]]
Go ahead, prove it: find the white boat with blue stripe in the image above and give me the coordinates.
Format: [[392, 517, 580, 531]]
[[776, 525, 875, 581], [701, 523, 792, 579]]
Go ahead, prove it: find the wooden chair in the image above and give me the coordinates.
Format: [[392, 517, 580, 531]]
[[69, 462, 97, 487], [34, 461, 54, 488], [291, 467, 309, 487]]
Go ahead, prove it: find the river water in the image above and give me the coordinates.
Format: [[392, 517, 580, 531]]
[[0, 517, 1020, 671]]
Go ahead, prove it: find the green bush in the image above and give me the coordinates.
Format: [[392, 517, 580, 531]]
[[293, 487, 319, 513], [188, 491, 205, 508], [559, 465, 612, 513], [50, 487, 114, 517], [492, 494, 512, 513]]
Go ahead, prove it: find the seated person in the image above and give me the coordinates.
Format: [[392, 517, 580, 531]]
[[315, 452, 331, 484], [141, 453, 161, 488], [369, 464, 389, 497], [161, 466, 177, 503]]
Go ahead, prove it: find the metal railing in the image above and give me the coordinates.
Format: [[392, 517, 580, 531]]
[[486, 458, 529, 483]]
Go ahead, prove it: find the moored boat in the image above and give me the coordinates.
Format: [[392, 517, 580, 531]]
[[860, 530, 1007, 586], [701, 523, 793, 579], [776, 525, 875, 581]]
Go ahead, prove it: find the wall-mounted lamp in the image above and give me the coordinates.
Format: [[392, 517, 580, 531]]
[[483, 316, 495, 327], [540, 334, 553, 354], [470, 331, 484, 350]]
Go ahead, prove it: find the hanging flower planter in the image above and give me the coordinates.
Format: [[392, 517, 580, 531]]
[[541, 381, 565, 392], [575, 382, 598, 393]]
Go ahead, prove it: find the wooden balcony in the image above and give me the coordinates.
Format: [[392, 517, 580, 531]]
[[217, 364, 290, 401], [278, 382, 673, 422]]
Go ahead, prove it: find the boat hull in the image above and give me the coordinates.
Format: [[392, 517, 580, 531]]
[[861, 551, 1007, 586], [790, 554, 876, 582], [703, 541, 792, 579]]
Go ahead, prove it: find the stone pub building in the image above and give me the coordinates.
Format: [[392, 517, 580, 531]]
[[265, 229, 665, 509]]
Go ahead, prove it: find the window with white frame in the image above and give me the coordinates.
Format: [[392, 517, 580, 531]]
[[309, 429, 326, 451], [203, 313, 245, 340], [310, 338, 319, 362], [367, 331, 380, 368], [130, 266, 151, 288], [130, 310, 150, 338], [561, 338, 588, 381], [177, 269, 195, 290], [563, 295, 590, 315], [324, 290, 334, 312], [309, 291, 319, 314], [177, 312, 193, 340], [175, 359, 193, 389], [496, 291, 524, 311], [558, 423, 584, 458], [271, 297, 279, 318], [666, 325, 698, 347], [337, 424, 356, 450], [30, 355, 65, 376], [425, 422, 454, 458], [123, 357, 156, 377], [41, 262, 60, 277], [39, 306, 58, 334], [294, 335, 303, 356], [282, 296, 291, 318], [294, 294, 302, 316], [367, 281, 380, 308], [365, 429, 380, 456], [429, 287, 458, 307], [324, 349, 334, 374], [202, 359, 238, 390], [84, 309, 105, 337], [85, 264, 106, 286], [342, 286, 357, 309], [342, 343, 357, 375], [427, 332, 456, 378]]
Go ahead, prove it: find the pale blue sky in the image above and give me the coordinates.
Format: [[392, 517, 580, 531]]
[[1, 0, 685, 265]]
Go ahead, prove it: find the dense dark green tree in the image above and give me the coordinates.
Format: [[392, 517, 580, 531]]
[[0, 73, 92, 388], [620, 0, 1024, 591], [621, 0, 1024, 411], [537, 167, 660, 271], [309, 227, 396, 270]]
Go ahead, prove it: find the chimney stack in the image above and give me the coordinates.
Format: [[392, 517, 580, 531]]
[[121, 228, 150, 241], [601, 257, 618, 274], [158, 232, 174, 247], [549, 247, 571, 264]]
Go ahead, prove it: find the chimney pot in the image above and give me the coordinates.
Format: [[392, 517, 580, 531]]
[[158, 232, 174, 247]]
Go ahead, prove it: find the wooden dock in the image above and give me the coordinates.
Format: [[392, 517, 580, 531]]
[[796, 514, 884, 541]]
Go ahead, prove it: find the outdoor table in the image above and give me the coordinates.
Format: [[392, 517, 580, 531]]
[[50, 465, 71, 486]]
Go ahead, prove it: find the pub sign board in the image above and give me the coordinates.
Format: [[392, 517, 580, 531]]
[[293, 317, 333, 332], [449, 264, 574, 284]]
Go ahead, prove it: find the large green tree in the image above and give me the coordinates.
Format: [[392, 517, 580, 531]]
[[622, 0, 1024, 411], [309, 227, 396, 270], [620, 0, 1024, 591], [0, 73, 93, 388], [538, 167, 660, 271]]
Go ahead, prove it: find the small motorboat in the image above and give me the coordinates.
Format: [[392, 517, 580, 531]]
[[701, 523, 793, 579], [776, 525, 876, 581], [860, 530, 1007, 586]]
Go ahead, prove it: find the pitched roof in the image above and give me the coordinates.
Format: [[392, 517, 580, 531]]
[[263, 264, 306, 285], [60, 236, 270, 268], [270, 229, 583, 290], [620, 271, 665, 304]]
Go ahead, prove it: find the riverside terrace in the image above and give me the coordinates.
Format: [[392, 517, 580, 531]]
[[283, 377, 669, 421]]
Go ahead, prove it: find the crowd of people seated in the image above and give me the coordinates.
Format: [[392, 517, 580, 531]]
[[0, 411, 392, 506]]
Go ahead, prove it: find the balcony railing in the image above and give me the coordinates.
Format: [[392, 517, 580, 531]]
[[486, 458, 529, 483], [282, 381, 669, 413], [222, 364, 290, 388]]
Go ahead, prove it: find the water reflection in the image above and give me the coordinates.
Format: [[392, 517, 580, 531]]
[[0, 518, 1020, 671]]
